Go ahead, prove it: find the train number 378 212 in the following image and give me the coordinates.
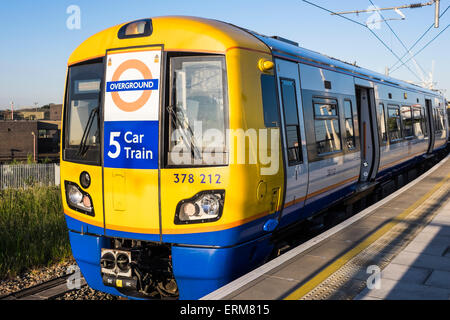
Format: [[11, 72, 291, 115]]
[[173, 173, 221, 184]]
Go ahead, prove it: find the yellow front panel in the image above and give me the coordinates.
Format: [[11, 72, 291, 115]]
[[103, 168, 160, 234]]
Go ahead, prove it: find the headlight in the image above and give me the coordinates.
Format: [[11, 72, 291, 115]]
[[200, 194, 221, 216], [68, 185, 83, 204], [175, 190, 225, 224], [65, 181, 94, 216]]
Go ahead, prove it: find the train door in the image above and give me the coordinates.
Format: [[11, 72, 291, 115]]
[[355, 86, 379, 183], [425, 98, 435, 153], [101, 46, 162, 240], [275, 59, 308, 222]]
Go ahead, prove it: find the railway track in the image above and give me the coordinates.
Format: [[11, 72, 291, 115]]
[[0, 273, 87, 300]]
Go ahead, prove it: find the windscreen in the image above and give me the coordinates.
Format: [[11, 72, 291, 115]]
[[64, 60, 103, 164], [167, 56, 228, 166]]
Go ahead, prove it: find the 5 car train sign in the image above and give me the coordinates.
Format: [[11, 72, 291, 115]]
[[103, 48, 161, 169]]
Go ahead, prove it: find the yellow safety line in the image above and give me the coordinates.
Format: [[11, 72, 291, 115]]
[[284, 172, 450, 300]]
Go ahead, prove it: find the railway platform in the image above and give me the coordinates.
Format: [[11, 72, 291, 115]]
[[202, 154, 450, 300]]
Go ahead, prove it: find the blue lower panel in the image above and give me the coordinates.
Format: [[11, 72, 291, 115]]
[[104, 228, 160, 242], [278, 183, 356, 230], [163, 213, 277, 247], [68, 231, 125, 297], [172, 235, 273, 300], [65, 214, 104, 236]]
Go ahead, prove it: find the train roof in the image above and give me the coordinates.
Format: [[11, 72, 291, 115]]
[[247, 29, 441, 98]]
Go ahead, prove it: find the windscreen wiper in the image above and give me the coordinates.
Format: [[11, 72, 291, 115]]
[[167, 105, 201, 160], [78, 107, 99, 156]]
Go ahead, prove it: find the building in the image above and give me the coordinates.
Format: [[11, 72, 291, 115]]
[[0, 104, 62, 121], [0, 110, 24, 120], [20, 110, 46, 120], [0, 121, 60, 163], [49, 104, 62, 121]]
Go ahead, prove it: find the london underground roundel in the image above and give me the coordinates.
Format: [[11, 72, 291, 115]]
[[109, 59, 154, 112]]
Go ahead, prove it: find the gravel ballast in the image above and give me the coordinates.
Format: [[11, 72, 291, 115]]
[[0, 260, 117, 300]]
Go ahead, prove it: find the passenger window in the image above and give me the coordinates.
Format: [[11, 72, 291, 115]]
[[377, 103, 387, 142], [280, 79, 302, 165], [261, 74, 280, 127], [401, 106, 413, 137], [433, 109, 440, 132], [421, 106, 428, 136], [343, 100, 355, 149], [436, 109, 445, 132], [313, 98, 342, 154], [412, 107, 424, 137], [387, 106, 402, 142]]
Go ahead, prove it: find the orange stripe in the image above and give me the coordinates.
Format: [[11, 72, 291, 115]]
[[284, 196, 307, 208], [306, 175, 359, 200], [64, 210, 104, 228], [105, 223, 159, 234], [283, 175, 359, 209], [379, 150, 425, 171], [65, 208, 272, 235], [162, 210, 271, 234]]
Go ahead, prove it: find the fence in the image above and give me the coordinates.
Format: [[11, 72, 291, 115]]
[[0, 163, 60, 189]]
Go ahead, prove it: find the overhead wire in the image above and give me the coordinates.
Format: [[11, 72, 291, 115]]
[[390, 4, 450, 70], [367, 0, 428, 80], [301, 0, 423, 82], [390, 23, 450, 74]]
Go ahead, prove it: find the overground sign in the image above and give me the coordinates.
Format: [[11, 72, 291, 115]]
[[103, 48, 161, 169]]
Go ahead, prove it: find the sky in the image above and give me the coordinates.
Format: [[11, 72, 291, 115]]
[[0, 0, 449, 108]]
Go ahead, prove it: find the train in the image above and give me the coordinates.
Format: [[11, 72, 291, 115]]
[[61, 16, 448, 300]]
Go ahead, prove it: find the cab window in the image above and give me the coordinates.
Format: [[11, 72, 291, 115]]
[[167, 56, 228, 167], [63, 59, 103, 164]]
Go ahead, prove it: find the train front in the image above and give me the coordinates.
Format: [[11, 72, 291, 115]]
[[60, 17, 284, 299]]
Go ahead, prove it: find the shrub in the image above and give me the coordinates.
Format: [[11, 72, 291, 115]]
[[0, 186, 71, 278]]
